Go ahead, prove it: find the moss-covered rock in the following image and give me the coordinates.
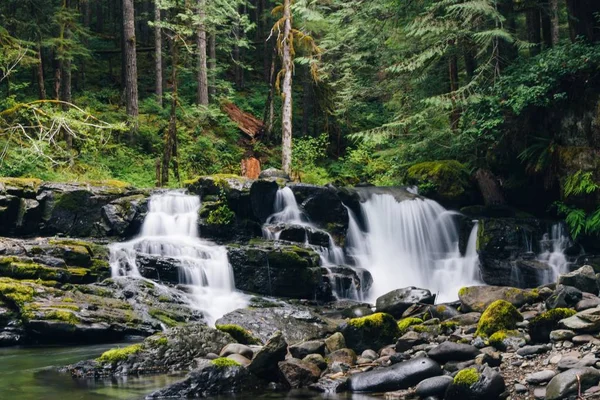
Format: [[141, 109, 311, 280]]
[[211, 357, 242, 368], [98, 344, 143, 364], [397, 317, 423, 335], [405, 160, 471, 206], [530, 308, 577, 342], [341, 312, 399, 353], [475, 300, 523, 337], [216, 324, 260, 345], [454, 368, 480, 386], [459, 286, 542, 312]]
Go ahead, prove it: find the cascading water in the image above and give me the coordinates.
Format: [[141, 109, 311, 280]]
[[346, 193, 483, 303], [538, 222, 571, 284], [109, 191, 247, 325]]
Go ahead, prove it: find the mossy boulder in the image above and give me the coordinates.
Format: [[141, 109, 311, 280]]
[[488, 330, 525, 350], [397, 317, 423, 335], [530, 308, 577, 342], [405, 160, 472, 207], [445, 366, 505, 400], [98, 344, 143, 364], [216, 324, 260, 345], [475, 300, 523, 337], [459, 286, 542, 313], [341, 312, 399, 353]]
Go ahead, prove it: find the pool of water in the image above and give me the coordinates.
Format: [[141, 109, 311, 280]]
[[0, 344, 382, 400]]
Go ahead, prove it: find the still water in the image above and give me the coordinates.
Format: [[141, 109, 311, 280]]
[[0, 344, 381, 400]]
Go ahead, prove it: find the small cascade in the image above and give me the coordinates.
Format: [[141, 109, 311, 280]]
[[346, 193, 483, 303], [538, 222, 571, 284], [109, 191, 247, 325]]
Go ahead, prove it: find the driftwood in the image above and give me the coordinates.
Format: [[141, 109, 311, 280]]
[[221, 102, 264, 139]]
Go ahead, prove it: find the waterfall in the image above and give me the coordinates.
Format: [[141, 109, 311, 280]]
[[109, 191, 247, 325], [538, 222, 571, 284], [346, 193, 483, 303]]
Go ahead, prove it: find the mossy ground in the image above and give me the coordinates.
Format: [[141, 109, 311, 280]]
[[475, 300, 523, 337], [97, 344, 143, 364]]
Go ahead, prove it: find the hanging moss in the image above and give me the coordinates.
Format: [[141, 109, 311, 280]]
[[475, 300, 523, 337]]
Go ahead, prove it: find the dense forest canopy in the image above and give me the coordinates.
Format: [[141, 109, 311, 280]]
[[1, 0, 600, 242]]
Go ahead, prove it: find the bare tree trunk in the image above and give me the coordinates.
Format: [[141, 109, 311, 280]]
[[196, 0, 209, 105], [96, 0, 104, 32], [154, 1, 163, 107], [36, 45, 46, 100], [541, 0, 553, 48], [448, 50, 460, 131], [550, 0, 559, 45], [281, 0, 293, 175], [162, 41, 179, 186], [123, 0, 139, 131], [208, 33, 216, 98], [233, 24, 241, 88], [302, 66, 311, 137], [475, 169, 506, 205], [526, 8, 542, 56], [263, 45, 277, 139]]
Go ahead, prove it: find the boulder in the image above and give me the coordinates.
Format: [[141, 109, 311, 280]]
[[529, 308, 577, 342], [427, 342, 480, 363], [395, 331, 426, 352], [288, 184, 348, 233], [545, 368, 600, 400], [324, 332, 346, 353], [375, 287, 435, 318], [560, 306, 600, 333], [558, 265, 598, 294], [227, 243, 322, 299], [428, 304, 460, 320], [289, 340, 325, 359], [303, 354, 327, 370], [146, 359, 260, 398], [340, 312, 399, 353], [475, 300, 523, 337], [347, 357, 442, 392], [576, 293, 600, 311], [226, 354, 251, 367], [327, 348, 357, 367], [526, 370, 557, 384], [219, 343, 254, 360], [259, 168, 290, 181], [248, 332, 288, 379], [249, 179, 279, 222], [445, 366, 505, 400], [459, 286, 541, 313], [100, 194, 147, 237], [278, 358, 321, 388], [323, 266, 373, 301], [546, 285, 583, 309], [415, 375, 454, 398]]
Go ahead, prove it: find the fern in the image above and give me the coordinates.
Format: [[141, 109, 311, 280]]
[[564, 171, 600, 197]]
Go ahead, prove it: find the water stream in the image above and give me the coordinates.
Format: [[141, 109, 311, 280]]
[[538, 222, 571, 284], [109, 191, 247, 325]]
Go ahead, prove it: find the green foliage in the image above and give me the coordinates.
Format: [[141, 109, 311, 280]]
[[292, 133, 331, 184], [206, 204, 235, 225], [555, 170, 600, 239], [405, 160, 469, 200]]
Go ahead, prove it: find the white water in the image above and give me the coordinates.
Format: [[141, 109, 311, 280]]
[[346, 194, 482, 303], [538, 223, 571, 284], [109, 191, 247, 326]]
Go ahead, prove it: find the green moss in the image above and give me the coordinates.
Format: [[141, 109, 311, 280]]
[[453, 368, 480, 386], [148, 308, 182, 327], [43, 310, 80, 324], [488, 329, 520, 349], [211, 357, 241, 368], [405, 160, 469, 200], [97, 344, 143, 364], [441, 321, 459, 331], [54, 304, 80, 311], [348, 312, 399, 338], [158, 295, 171, 303], [216, 324, 260, 345], [475, 300, 523, 337], [0, 278, 34, 306], [458, 287, 470, 297], [397, 317, 423, 334], [206, 204, 235, 225], [267, 250, 309, 269], [529, 308, 577, 342], [532, 308, 576, 324], [436, 305, 447, 313], [411, 324, 428, 333]]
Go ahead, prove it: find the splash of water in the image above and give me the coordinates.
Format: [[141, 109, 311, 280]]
[[346, 193, 482, 303], [538, 222, 571, 284], [109, 191, 247, 326]]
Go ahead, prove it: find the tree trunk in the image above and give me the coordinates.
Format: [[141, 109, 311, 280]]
[[208, 33, 216, 98], [475, 169, 506, 206], [123, 0, 139, 131], [196, 0, 209, 105], [233, 25, 241, 89], [280, 0, 293, 176], [566, 0, 600, 42], [541, 0, 553, 48], [463, 46, 476, 82], [263, 44, 276, 139], [550, 0, 559, 45], [96, 0, 104, 32], [497, 0, 518, 68], [448, 51, 460, 131], [162, 41, 179, 186], [302, 66, 311, 137], [36, 45, 46, 100], [526, 8, 542, 56], [154, 1, 163, 107]]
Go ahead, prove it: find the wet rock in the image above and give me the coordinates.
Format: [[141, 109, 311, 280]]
[[576, 293, 600, 311], [558, 265, 598, 294], [101, 194, 147, 237], [340, 312, 399, 353], [259, 168, 290, 181], [341, 305, 373, 319], [545, 368, 600, 400], [361, 349, 378, 361], [220, 343, 254, 359], [226, 354, 251, 367], [526, 370, 557, 384], [445, 366, 505, 400], [289, 340, 325, 359], [147, 359, 260, 398], [327, 348, 357, 366], [549, 329, 576, 341], [530, 308, 577, 342], [309, 377, 348, 393], [347, 357, 442, 392], [395, 331, 426, 352], [415, 375, 453, 398], [278, 358, 321, 388], [517, 344, 551, 357], [303, 354, 327, 370], [447, 312, 482, 326], [459, 286, 541, 313], [324, 332, 346, 352], [248, 332, 288, 379], [514, 383, 528, 393], [375, 287, 435, 318], [428, 304, 460, 320], [560, 306, 600, 333], [427, 342, 480, 363], [216, 302, 336, 344], [546, 285, 583, 309], [289, 184, 349, 232], [249, 179, 280, 222]]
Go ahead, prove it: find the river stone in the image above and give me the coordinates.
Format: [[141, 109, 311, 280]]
[[248, 332, 288, 379], [324, 332, 346, 352], [328, 348, 357, 366], [303, 354, 327, 370], [427, 342, 480, 363], [395, 331, 426, 352], [226, 354, 251, 367], [220, 343, 254, 359], [546, 285, 583, 309], [576, 293, 600, 311], [546, 368, 600, 400], [429, 304, 460, 321], [517, 344, 551, 357], [278, 358, 321, 388], [289, 340, 325, 359], [560, 306, 600, 332], [309, 377, 349, 393], [558, 265, 598, 294], [347, 357, 442, 392], [549, 329, 576, 341], [375, 287, 435, 318], [415, 375, 453, 398], [146, 359, 260, 398], [526, 370, 557, 384], [459, 286, 540, 313], [361, 349, 378, 361], [447, 312, 482, 326], [445, 366, 505, 400]]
